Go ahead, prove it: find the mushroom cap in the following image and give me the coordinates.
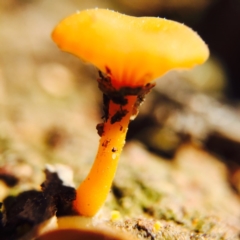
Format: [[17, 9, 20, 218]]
[[52, 9, 209, 89]]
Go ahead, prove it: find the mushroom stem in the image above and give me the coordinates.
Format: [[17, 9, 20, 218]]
[[74, 96, 138, 216]]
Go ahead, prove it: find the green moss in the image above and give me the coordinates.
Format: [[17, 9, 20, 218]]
[[111, 178, 162, 216]]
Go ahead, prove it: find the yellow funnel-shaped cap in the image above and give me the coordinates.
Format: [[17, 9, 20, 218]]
[[52, 9, 209, 89]]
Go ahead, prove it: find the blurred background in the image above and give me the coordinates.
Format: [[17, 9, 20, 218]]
[[0, 0, 240, 195]]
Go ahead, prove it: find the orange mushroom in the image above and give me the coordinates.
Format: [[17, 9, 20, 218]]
[[52, 8, 209, 217]]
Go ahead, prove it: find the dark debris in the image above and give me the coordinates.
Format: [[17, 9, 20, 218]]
[[0, 173, 19, 187], [0, 169, 76, 239]]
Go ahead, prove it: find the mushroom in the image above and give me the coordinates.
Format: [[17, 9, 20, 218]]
[[52, 8, 209, 217]]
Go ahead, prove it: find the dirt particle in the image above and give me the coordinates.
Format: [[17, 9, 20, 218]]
[[112, 147, 118, 152]]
